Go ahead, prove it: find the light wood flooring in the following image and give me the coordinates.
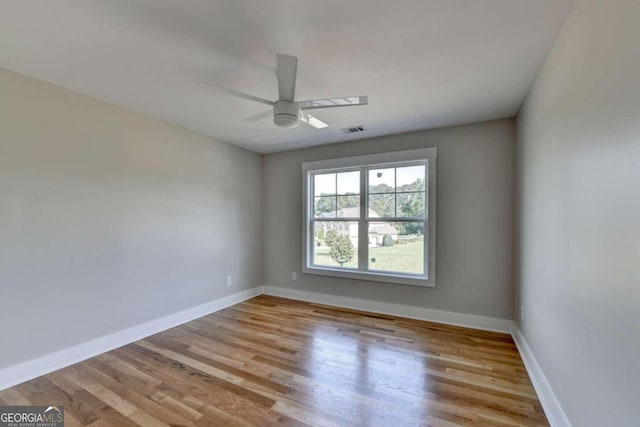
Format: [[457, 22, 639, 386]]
[[0, 295, 548, 426]]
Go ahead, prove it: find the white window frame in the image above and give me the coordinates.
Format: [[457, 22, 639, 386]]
[[302, 148, 437, 287]]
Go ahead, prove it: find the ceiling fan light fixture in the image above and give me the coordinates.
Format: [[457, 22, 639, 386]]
[[273, 101, 300, 128]]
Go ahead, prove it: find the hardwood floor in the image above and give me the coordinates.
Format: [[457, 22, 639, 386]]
[[0, 295, 548, 426]]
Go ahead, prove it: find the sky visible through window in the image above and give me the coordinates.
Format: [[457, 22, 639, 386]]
[[315, 165, 425, 196]]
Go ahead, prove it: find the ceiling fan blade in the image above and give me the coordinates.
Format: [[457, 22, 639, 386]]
[[298, 96, 368, 110], [300, 111, 328, 129], [277, 53, 298, 101], [198, 81, 275, 106], [245, 109, 273, 122]]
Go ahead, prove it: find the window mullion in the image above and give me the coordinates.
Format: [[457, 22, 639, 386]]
[[358, 168, 368, 271], [391, 166, 398, 223]]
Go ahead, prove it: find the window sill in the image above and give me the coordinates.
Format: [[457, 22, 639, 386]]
[[302, 266, 435, 288]]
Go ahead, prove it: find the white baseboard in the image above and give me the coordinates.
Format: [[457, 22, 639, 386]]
[[262, 286, 514, 333], [512, 326, 572, 427], [0, 286, 263, 392]]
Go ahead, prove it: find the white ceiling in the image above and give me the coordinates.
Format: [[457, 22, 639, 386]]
[[0, 1, 574, 153]]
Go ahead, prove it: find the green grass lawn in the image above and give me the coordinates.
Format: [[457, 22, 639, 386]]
[[313, 240, 424, 274]]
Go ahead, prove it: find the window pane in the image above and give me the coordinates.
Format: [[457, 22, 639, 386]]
[[314, 196, 336, 218], [396, 165, 426, 191], [368, 193, 394, 217], [314, 173, 336, 196], [313, 222, 359, 268], [368, 222, 424, 275], [337, 171, 360, 195], [396, 192, 425, 217], [337, 195, 360, 218], [368, 168, 395, 193]]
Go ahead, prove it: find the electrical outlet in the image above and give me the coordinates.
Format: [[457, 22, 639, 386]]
[[292, 272, 297, 280], [521, 305, 525, 321], [226, 276, 232, 286]]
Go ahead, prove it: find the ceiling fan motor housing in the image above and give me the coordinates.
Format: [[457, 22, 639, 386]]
[[273, 101, 300, 128]]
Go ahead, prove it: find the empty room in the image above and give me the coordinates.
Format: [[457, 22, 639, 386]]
[[0, 1, 638, 426]]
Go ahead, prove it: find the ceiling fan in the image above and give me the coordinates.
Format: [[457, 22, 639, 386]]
[[199, 53, 368, 129]]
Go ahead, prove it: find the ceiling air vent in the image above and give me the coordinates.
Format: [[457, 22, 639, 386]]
[[341, 125, 367, 134]]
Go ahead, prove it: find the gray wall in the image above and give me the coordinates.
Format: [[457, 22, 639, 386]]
[[0, 68, 263, 369], [264, 119, 515, 320], [515, 1, 640, 426]]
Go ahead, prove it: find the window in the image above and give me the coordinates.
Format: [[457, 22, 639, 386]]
[[302, 148, 436, 287]]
